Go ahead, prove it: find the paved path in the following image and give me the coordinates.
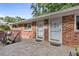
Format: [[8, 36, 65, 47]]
[[0, 39, 76, 56]]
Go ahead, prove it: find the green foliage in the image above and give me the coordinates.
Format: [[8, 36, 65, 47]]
[[0, 16, 25, 23], [0, 16, 24, 30], [4, 16, 16, 23], [31, 3, 79, 17], [0, 25, 10, 30], [75, 45, 79, 56], [15, 16, 23, 21]]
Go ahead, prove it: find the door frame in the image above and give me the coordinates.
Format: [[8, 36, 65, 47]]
[[48, 17, 62, 44], [36, 20, 44, 40]]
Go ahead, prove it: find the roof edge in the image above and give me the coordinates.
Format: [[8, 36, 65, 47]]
[[12, 5, 79, 25]]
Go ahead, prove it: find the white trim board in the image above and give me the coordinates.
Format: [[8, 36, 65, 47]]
[[74, 14, 79, 32]]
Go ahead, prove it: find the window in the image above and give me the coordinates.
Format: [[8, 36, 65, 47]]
[[76, 16, 79, 30], [24, 23, 32, 31], [75, 15, 79, 31]]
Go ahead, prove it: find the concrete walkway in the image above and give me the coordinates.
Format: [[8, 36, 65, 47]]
[[0, 39, 76, 56]]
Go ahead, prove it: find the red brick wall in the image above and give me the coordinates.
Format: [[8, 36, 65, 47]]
[[62, 15, 79, 47], [11, 24, 24, 39], [11, 30, 21, 41], [21, 21, 36, 39], [11, 24, 23, 30], [11, 21, 36, 40]]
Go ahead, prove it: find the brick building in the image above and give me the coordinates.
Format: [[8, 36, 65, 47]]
[[11, 6, 79, 47]]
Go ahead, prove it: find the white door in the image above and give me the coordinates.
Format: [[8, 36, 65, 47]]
[[36, 20, 44, 40], [50, 17, 62, 44]]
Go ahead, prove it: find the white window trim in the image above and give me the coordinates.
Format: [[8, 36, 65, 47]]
[[24, 23, 32, 31], [74, 14, 79, 32]]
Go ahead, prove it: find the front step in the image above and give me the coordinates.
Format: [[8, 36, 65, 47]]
[[0, 42, 4, 48], [36, 39, 42, 42]]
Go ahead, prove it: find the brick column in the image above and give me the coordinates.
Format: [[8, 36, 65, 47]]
[[32, 21, 36, 39], [44, 19, 48, 42]]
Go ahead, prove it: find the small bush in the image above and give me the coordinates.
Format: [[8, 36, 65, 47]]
[[75, 45, 79, 56], [0, 25, 10, 30]]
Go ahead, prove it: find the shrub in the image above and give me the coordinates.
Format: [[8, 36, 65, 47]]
[[75, 45, 79, 56], [0, 25, 10, 30]]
